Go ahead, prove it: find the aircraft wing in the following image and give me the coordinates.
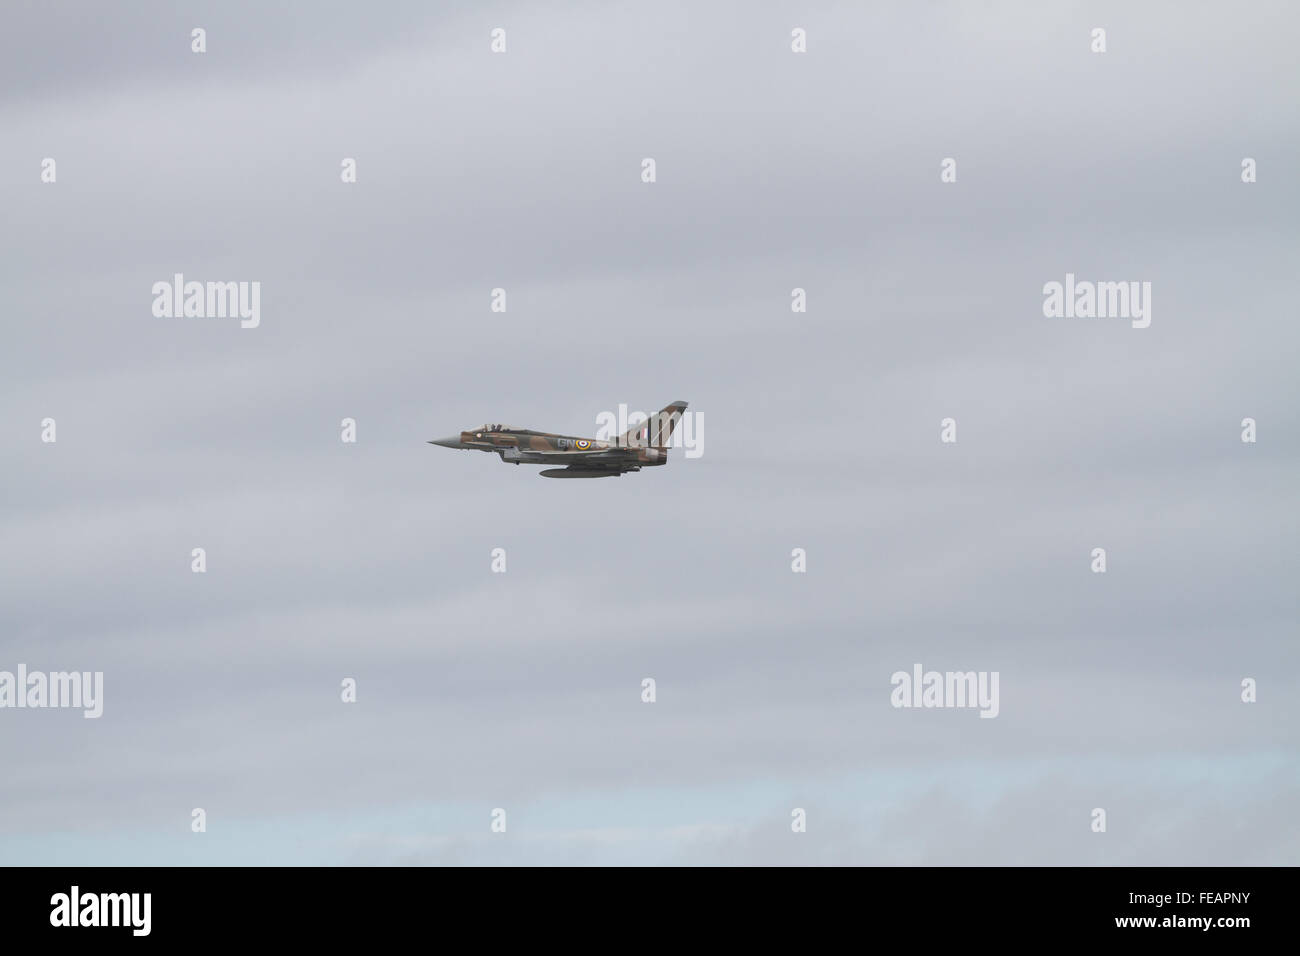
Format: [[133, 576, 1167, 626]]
[[501, 446, 621, 464]]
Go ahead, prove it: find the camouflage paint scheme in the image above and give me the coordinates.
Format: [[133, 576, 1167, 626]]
[[428, 401, 688, 478]]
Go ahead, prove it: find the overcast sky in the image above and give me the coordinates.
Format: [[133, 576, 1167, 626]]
[[1, 0, 1297, 865]]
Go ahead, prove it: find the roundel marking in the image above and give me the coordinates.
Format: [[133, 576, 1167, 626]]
[[575, 439, 591, 449]]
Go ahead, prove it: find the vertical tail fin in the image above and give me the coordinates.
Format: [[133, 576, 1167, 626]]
[[618, 401, 689, 448]]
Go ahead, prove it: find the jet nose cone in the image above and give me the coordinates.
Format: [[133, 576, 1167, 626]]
[[428, 435, 464, 448]]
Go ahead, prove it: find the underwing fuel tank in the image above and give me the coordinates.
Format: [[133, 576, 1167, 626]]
[[539, 468, 623, 479]]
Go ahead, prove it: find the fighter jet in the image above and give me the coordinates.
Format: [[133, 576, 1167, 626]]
[[428, 401, 689, 478]]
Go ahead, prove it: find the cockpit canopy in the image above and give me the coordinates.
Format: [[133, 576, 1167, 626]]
[[473, 424, 513, 433]]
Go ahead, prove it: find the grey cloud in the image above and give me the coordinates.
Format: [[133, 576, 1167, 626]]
[[1, 0, 1297, 864]]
